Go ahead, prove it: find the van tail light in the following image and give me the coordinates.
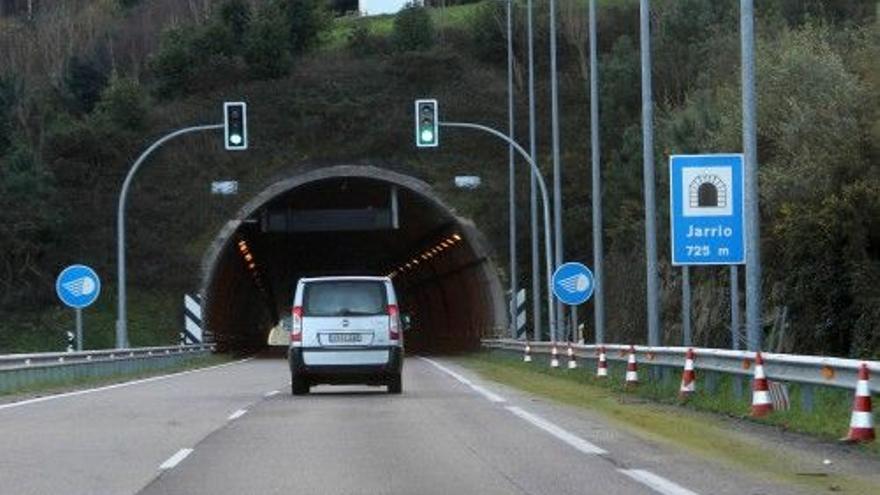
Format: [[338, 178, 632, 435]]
[[291, 306, 303, 345], [388, 304, 400, 341]]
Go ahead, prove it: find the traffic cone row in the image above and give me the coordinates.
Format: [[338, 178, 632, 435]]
[[550, 345, 560, 368], [625, 346, 639, 388], [750, 352, 773, 417], [596, 346, 608, 378], [567, 343, 577, 369], [679, 348, 696, 400], [523, 342, 532, 363], [844, 364, 875, 443]]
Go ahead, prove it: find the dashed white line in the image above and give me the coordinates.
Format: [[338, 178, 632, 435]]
[[159, 448, 193, 470], [228, 409, 247, 420], [264, 390, 280, 397], [506, 406, 607, 455], [420, 357, 506, 403], [619, 469, 701, 495], [0, 358, 254, 412]]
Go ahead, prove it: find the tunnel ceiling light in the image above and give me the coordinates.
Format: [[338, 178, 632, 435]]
[[244, 253, 253, 262], [405, 263, 412, 269], [453, 233, 462, 241], [441, 241, 450, 248], [421, 254, 429, 261], [248, 262, 256, 269]]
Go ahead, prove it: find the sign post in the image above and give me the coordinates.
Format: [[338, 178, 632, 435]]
[[56, 264, 101, 351], [670, 154, 746, 347]]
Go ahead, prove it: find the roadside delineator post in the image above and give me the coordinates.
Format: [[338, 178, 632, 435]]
[[550, 345, 560, 368], [843, 363, 875, 443], [567, 343, 577, 369], [625, 345, 639, 389], [679, 348, 696, 400], [523, 342, 533, 363], [750, 352, 773, 417], [596, 346, 608, 378]]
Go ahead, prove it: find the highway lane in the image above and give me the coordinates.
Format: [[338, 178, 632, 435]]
[[136, 358, 806, 495], [0, 355, 820, 495]]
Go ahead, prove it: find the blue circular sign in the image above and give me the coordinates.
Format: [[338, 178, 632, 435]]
[[552, 262, 595, 306], [56, 264, 101, 309]]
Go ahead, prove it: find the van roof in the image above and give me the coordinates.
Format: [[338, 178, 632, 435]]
[[299, 276, 390, 283]]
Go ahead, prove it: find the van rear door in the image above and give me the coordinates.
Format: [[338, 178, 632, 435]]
[[301, 280, 390, 348]]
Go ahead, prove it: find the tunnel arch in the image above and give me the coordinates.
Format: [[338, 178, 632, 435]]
[[200, 165, 507, 354]]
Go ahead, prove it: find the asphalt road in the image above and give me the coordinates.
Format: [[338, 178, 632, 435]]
[[0, 356, 827, 494]]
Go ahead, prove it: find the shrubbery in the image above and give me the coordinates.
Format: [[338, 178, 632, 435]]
[[391, 3, 435, 52]]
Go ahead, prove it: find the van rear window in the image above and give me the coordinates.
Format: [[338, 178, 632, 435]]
[[303, 281, 387, 317]]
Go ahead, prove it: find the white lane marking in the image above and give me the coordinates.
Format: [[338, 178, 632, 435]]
[[264, 390, 279, 397], [159, 448, 194, 470], [619, 469, 701, 495], [228, 409, 247, 420], [421, 357, 506, 403], [0, 358, 254, 412], [506, 406, 607, 455]]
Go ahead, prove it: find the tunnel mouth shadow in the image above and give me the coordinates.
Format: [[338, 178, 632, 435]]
[[200, 165, 506, 356]]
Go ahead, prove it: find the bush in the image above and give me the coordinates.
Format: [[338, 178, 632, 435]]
[[219, 0, 252, 46], [63, 56, 110, 115], [467, 1, 505, 63], [347, 23, 390, 57], [244, 3, 293, 79], [277, 0, 333, 53], [94, 73, 149, 131], [149, 26, 198, 98], [392, 3, 435, 52]]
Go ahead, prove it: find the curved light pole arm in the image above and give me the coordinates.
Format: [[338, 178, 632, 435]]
[[116, 124, 224, 349], [440, 121, 558, 342]]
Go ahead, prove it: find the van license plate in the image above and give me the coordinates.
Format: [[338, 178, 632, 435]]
[[328, 333, 362, 343]]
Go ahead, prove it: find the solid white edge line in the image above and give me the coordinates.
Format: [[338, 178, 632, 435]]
[[264, 390, 280, 397], [159, 448, 194, 470], [505, 406, 607, 455], [0, 358, 254, 412], [228, 409, 247, 420], [619, 469, 701, 495], [420, 357, 506, 403]]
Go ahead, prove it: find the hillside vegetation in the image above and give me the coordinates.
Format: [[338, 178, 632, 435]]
[[0, 0, 878, 357]]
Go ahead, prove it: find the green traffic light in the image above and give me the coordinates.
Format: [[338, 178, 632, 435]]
[[420, 128, 434, 144], [229, 134, 243, 146]]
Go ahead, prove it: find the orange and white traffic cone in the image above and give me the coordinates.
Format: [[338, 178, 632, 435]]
[[567, 343, 577, 369], [550, 345, 560, 368], [625, 345, 639, 388], [843, 363, 875, 443], [523, 342, 532, 363], [679, 348, 696, 400], [596, 346, 608, 378], [751, 352, 773, 417]]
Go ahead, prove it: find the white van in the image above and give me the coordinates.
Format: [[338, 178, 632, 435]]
[[288, 276, 403, 395]]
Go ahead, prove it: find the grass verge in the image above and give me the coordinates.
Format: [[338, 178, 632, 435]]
[[0, 353, 233, 400], [455, 350, 880, 494]]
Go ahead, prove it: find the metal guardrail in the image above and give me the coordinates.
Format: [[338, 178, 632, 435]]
[[0, 345, 215, 394], [482, 339, 880, 394], [0, 345, 214, 371]]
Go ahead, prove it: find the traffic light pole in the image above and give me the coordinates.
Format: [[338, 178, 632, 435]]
[[440, 121, 558, 342], [116, 123, 224, 349]]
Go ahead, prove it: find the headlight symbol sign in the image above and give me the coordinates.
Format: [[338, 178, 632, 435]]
[[56, 265, 101, 309], [552, 262, 595, 306]]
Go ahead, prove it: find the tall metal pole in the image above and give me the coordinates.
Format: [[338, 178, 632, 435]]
[[640, 0, 660, 347], [527, 0, 542, 342], [589, 0, 605, 344], [549, 0, 565, 339], [441, 121, 557, 342], [116, 124, 224, 349], [741, 0, 762, 352], [730, 265, 740, 350], [506, 0, 518, 339], [681, 267, 691, 346]]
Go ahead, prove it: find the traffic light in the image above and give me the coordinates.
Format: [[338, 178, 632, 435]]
[[224, 101, 248, 151], [414, 99, 438, 148]]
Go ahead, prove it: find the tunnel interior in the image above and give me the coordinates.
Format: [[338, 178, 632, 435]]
[[202, 167, 505, 354]]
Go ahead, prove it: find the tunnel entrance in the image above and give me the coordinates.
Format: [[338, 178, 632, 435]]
[[200, 165, 506, 354]]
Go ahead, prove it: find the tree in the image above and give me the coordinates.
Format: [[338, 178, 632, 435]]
[[244, 2, 292, 79], [392, 3, 435, 53], [277, 0, 332, 53], [220, 0, 251, 46], [63, 56, 109, 114], [94, 73, 149, 131]]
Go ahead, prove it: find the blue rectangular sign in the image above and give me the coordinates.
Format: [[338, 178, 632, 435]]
[[670, 154, 746, 265]]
